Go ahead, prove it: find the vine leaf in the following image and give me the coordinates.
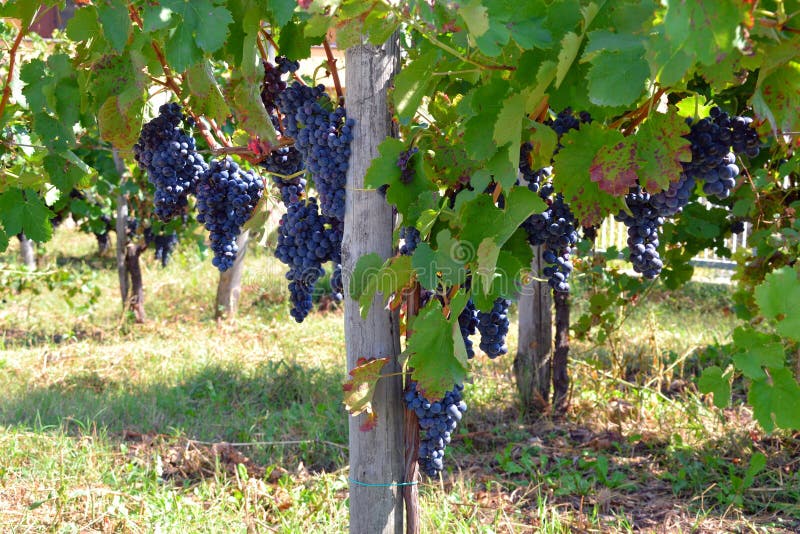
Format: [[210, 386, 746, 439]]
[[407, 300, 468, 401], [585, 48, 649, 108], [97, 96, 144, 149], [350, 253, 384, 300], [754, 266, 800, 342], [697, 366, 732, 409], [526, 123, 558, 171], [462, 78, 511, 160], [352, 255, 415, 319], [227, 73, 279, 146], [458, 0, 489, 38], [633, 112, 691, 193], [661, 0, 743, 67], [493, 92, 526, 167], [0, 189, 54, 243], [394, 49, 439, 124], [364, 138, 435, 219], [186, 61, 231, 125], [343, 357, 391, 432], [752, 61, 800, 137], [589, 137, 638, 195], [749, 368, 800, 432], [731, 327, 785, 380], [97, 2, 130, 53], [553, 123, 627, 226]]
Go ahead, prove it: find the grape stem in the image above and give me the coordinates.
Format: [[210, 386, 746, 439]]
[[323, 39, 344, 104], [0, 6, 45, 122], [608, 87, 667, 132], [127, 3, 228, 151]]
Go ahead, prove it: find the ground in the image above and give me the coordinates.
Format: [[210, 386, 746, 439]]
[[0, 228, 798, 533]]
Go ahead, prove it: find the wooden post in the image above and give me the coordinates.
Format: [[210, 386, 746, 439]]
[[112, 149, 129, 306], [215, 230, 250, 319], [343, 36, 404, 534], [552, 289, 570, 417], [18, 233, 36, 269], [514, 246, 553, 415]]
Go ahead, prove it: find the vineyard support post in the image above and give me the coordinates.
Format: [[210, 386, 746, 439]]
[[553, 290, 570, 416], [18, 233, 35, 269], [343, 36, 404, 534], [112, 149, 129, 306], [514, 246, 553, 415], [215, 229, 250, 319]]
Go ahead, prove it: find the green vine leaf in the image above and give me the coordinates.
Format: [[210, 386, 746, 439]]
[[407, 300, 468, 401], [97, 2, 131, 53], [749, 368, 800, 432], [0, 188, 54, 243], [731, 327, 785, 381], [697, 365, 732, 409], [754, 266, 800, 341]]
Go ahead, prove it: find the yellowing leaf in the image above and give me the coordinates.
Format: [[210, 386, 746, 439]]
[[343, 357, 391, 432]]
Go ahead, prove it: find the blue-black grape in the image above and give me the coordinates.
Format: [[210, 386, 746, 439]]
[[522, 192, 577, 293], [476, 298, 510, 359], [276, 82, 353, 221], [133, 103, 207, 221], [399, 226, 420, 256], [616, 188, 664, 279], [679, 108, 760, 202], [261, 57, 300, 118], [649, 173, 696, 218], [144, 227, 179, 268], [404, 382, 467, 477], [397, 146, 418, 185], [330, 263, 343, 302], [274, 197, 340, 322], [458, 299, 478, 359], [261, 146, 306, 207], [195, 157, 264, 272], [520, 109, 587, 293]]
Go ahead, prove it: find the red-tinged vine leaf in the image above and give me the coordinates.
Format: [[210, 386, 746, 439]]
[[754, 266, 800, 342], [749, 368, 800, 432], [552, 123, 627, 226], [753, 61, 800, 137], [343, 357, 391, 431], [589, 137, 639, 195], [633, 112, 691, 192], [407, 300, 468, 401], [97, 96, 143, 149]]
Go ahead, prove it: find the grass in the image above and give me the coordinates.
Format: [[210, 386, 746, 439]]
[[1, 227, 798, 533]]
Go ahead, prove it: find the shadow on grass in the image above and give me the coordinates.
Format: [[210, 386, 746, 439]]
[[457, 403, 800, 531], [0, 360, 348, 472]]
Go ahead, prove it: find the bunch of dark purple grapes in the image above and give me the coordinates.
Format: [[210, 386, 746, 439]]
[[195, 157, 264, 272], [133, 103, 207, 221], [404, 382, 467, 476]]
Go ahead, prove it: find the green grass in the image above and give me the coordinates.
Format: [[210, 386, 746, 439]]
[[1, 228, 798, 533]]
